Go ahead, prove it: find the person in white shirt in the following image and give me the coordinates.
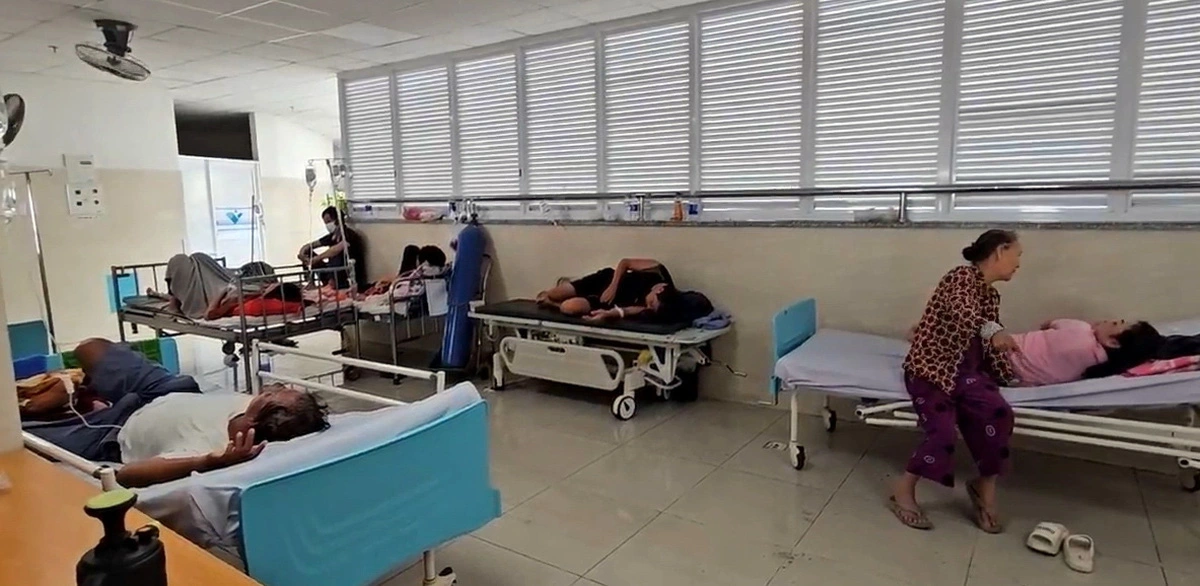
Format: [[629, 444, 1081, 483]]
[[24, 338, 329, 487]]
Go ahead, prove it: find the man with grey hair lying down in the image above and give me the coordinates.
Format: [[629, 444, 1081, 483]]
[[23, 338, 330, 488]]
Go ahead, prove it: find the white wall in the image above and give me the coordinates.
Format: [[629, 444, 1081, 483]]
[[251, 112, 335, 266], [251, 112, 334, 181], [0, 73, 179, 171], [0, 273, 21, 453], [0, 73, 184, 346]]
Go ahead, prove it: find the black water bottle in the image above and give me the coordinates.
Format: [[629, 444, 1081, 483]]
[[76, 488, 168, 586]]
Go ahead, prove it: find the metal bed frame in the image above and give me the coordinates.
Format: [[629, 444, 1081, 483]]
[[358, 254, 493, 381], [473, 308, 728, 420], [110, 259, 362, 389], [770, 298, 1200, 492], [22, 341, 489, 586]]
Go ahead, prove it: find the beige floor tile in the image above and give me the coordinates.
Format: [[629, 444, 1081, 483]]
[[723, 415, 876, 490], [573, 580, 607, 586], [586, 513, 790, 586], [474, 485, 657, 575], [379, 536, 579, 586], [491, 424, 615, 482], [1165, 569, 1197, 586], [769, 552, 923, 586], [626, 409, 767, 465], [794, 489, 978, 586], [995, 480, 1159, 566], [966, 532, 1167, 586], [486, 384, 684, 445], [491, 461, 557, 512], [561, 446, 716, 511], [666, 468, 832, 548], [1147, 506, 1200, 577]]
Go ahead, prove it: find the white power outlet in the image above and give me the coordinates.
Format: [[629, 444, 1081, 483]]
[[67, 182, 104, 217]]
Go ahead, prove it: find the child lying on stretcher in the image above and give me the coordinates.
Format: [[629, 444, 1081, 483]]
[[907, 319, 1162, 386]]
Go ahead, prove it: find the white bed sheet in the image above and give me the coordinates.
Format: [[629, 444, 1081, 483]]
[[774, 327, 1200, 409], [135, 382, 483, 550]]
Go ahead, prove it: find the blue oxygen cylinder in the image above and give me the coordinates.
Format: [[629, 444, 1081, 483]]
[[440, 223, 485, 368]]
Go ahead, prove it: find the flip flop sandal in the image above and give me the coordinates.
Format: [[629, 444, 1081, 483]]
[[1063, 534, 1095, 573], [1026, 522, 1069, 556], [888, 496, 934, 530], [967, 482, 1004, 534]]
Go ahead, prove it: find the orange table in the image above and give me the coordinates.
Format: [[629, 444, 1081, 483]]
[[0, 448, 261, 586]]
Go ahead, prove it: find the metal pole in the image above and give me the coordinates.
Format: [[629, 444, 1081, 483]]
[[22, 171, 56, 351]]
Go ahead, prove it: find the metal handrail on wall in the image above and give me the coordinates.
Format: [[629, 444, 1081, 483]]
[[346, 178, 1200, 223]]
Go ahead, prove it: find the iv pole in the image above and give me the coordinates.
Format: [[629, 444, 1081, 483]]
[[2, 168, 57, 352]]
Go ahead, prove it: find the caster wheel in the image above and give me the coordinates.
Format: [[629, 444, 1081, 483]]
[[221, 341, 236, 356], [1181, 470, 1200, 493], [823, 408, 837, 433], [611, 395, 637, 420], [223, 354, 239, 368], [790, 445, 806, 470], [343, 366, 362, 382], [660, 386, 672, 401], [673, 369, 700, 403]]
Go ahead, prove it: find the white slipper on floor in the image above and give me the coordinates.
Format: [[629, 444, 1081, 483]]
[[1025, 522, 1069, 556], [1063, 534, 1095, 573]]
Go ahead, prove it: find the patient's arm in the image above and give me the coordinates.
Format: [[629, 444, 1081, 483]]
[[584, 306, 647, 322], [600, 259, 662, 303], [115, 430, 264, 488]]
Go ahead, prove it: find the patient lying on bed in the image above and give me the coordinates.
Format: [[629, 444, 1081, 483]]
[[907, 319, 1162, 385], [24, 338, 330, 488], [536, 258, 687, 323]]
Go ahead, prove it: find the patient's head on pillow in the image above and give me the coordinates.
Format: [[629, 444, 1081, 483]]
[[236, 384, 331, 443], [1083, 321, 1164, 379], [418, 245, 448, 268]]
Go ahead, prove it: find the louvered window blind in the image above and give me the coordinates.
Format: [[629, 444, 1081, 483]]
[[526, 40, 598, 194], [814, 0, 943, 212], [1132, 0, 1200, 208], [342, 75, 395, 199], [699, 2, 802, 191], [954, 0, 1123, 212], [456, 55, 520, 197], [342, 0, 1200, 222], [396, 67, 453, 198], [605, 22, 692, 192]]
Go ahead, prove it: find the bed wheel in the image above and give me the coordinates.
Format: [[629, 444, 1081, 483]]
[[223, 354, 239, 368], [1181, 470, 1200, 493], [221, 341, 236, 356], [612, 395, 637, 420], [423, 567, 457, 585], [343, 366, 362, 382], [823, 408, 837, 433], [673, 368, 700, 403], [659, 386, 672, 401], [790, 444, 806, 470]]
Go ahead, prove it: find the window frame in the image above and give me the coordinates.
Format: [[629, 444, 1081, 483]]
[[338, 0, 1200, 225]]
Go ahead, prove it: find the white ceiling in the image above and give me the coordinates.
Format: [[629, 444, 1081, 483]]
[[0, 0, 706, 140]]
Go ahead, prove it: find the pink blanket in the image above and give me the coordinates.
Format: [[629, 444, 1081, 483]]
[[1124, 355, 1200, 377]]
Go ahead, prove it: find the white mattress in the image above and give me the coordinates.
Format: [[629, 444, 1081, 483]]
[[135, 382, 483, 550], [774, 326, 1200, 409]]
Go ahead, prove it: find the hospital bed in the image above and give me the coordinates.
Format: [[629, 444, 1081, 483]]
[[23, 340, 501, 586], [770, 298, 1200, 492], [357, 254, 493, 381], [472, 299, 730, 420], [111, 261, 361, 389]]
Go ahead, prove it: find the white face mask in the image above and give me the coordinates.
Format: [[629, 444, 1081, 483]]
[[325, 222, 337, 234]]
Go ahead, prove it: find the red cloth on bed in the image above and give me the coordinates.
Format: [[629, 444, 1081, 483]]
[[235, 298, 305, 317]]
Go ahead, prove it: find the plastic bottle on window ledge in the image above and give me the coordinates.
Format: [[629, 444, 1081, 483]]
[[671, 195, 684, 222]]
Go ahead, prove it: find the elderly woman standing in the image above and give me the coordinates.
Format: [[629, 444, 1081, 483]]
[[891, 230, 1022, 533]]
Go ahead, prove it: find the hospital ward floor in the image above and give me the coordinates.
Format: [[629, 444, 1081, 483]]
[[304, 376, 1198, 586]]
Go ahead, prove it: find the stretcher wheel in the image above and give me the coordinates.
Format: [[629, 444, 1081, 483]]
[[223, 354, 238, 368], [1181, 470, 1200, 493], [221, 341, 236, 356], [343, 366, 362, 382], [823, 408, 837, 433], [612, 395, 637, 420], [673, 369, 700, 403], [790, 444, 806, 470], [659, 386, 672, 401]]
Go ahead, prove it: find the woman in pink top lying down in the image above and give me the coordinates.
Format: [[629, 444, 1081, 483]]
[[908, 319, 1163, 386]]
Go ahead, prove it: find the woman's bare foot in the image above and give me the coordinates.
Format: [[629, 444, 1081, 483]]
[[890, 473, 933, 529], [968, 476, 1003, 533]]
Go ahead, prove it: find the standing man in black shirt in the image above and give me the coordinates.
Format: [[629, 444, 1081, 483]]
[[298, 206, 367, 292]]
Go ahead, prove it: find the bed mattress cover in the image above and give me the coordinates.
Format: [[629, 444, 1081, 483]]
[[123, 296, 350, 331], [774, 320, 1200, 409], [474, 299, 695, 335], [136, 382, 483, 550]]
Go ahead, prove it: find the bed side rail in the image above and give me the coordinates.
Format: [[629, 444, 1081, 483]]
[[238, 401, 500, 586]]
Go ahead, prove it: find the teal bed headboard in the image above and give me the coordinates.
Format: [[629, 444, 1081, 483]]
[[770, 298, 817, 395]]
